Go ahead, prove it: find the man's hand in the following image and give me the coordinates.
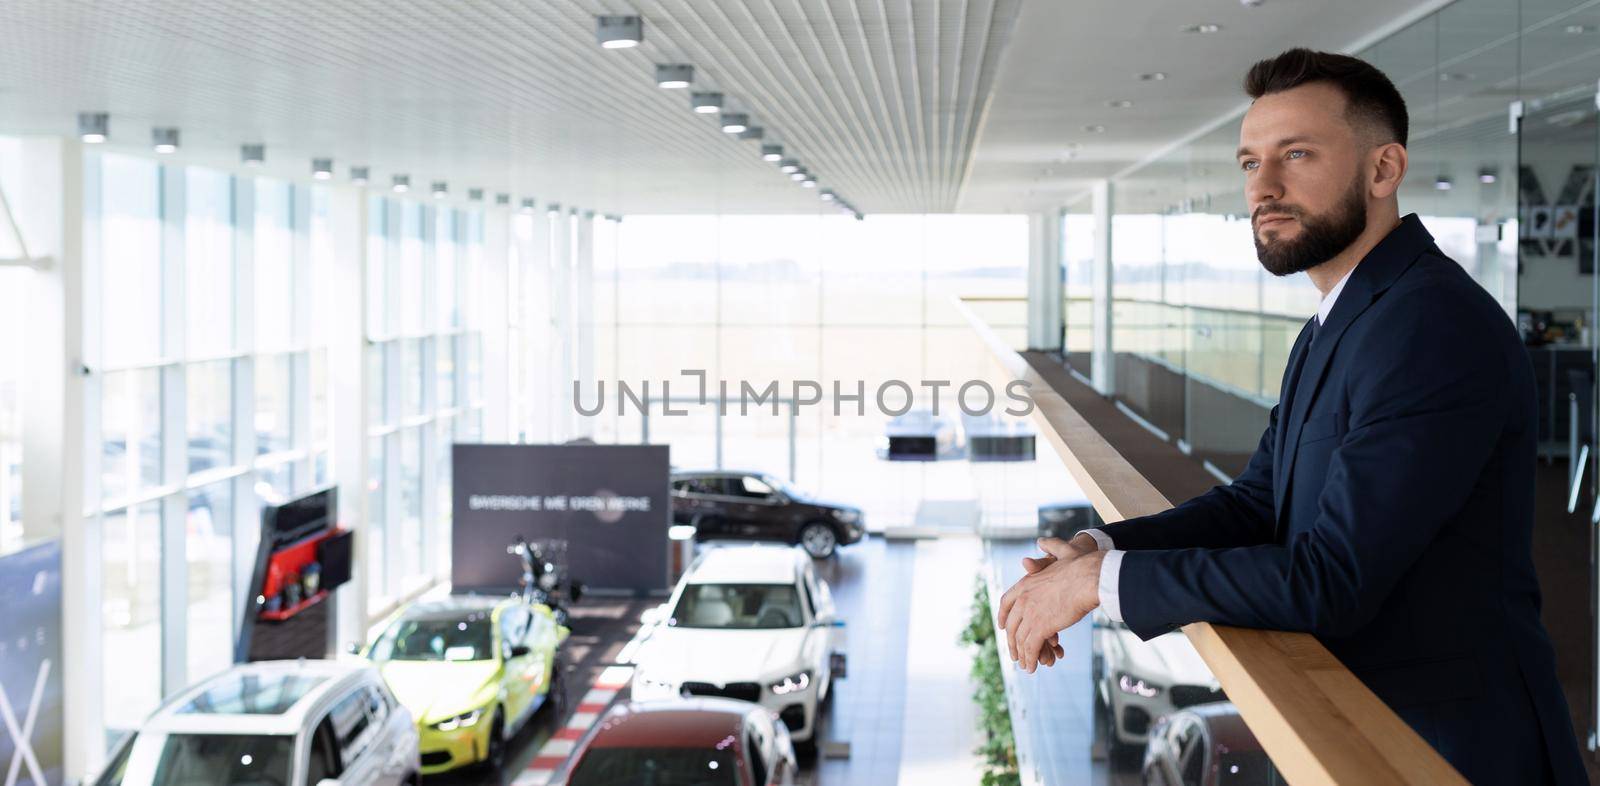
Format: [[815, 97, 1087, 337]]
[[1016, 535, 1096, 667], [998, 537, 1106, 673]]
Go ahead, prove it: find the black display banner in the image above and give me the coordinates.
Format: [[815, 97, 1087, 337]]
[[0, 540, 63, 786], [452, 444, 671, 595]]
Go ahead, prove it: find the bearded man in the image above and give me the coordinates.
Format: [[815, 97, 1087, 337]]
[[998, 48, 1588, 785]]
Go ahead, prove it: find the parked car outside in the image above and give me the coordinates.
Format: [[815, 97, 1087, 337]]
[[551, 697, 798, 786], [671, 470, 864, 558], [91, 659, 419, 786], [630, 545, 846, 745]]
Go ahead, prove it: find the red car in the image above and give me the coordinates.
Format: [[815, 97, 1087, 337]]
[[552, 698, 799, 786]]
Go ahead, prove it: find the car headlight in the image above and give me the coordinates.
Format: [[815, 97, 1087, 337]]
[[769, 670, 812, 696], [432, 708, 484, 731], [831, 509, 860, 524], [1117, 673, 1162, 699]]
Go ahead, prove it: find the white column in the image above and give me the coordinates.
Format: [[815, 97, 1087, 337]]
[[523, 210, 552, 442], [19, 137, 96, 780], [157, 164, 188, 697], [1090, 180, 1115, 396], [574, 212, 595, 439], [1026, 210, 1063, 352], [481, 209, 511, 442], [550, 211, 572, 442], [327, 185, 370, 650]]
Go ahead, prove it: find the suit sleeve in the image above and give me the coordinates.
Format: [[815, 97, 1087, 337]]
[[1115, 290, 1508, 641], [1094, 405, 1279, 550]]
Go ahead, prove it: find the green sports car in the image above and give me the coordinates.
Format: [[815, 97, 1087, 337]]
[[362, 595, 569, 774]]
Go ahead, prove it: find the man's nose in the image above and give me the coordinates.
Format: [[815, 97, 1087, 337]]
[[1246, 160, 1285, 210]]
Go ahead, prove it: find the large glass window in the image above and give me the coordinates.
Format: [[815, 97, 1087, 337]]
[[102, 500, 162, 735], [186, 481, 233, 683], [186, 170, 234, 357], [254, 180, 294, 352]]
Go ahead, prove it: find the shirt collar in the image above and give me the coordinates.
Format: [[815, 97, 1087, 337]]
[[1317, 264, 1357, 326]]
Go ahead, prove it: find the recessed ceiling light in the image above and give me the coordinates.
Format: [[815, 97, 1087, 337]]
[[790, 169, 808, 182], [432, 181, 449, 199], [241, 144, 265, 167], [351, 166, 370, 185], [801, 175, 817, 188], [820, 190, 835, 202], [78, 111, 109, 143], [1107, 100, 1133, 109], [392, 174, 410, 193], [468, 188, 484, 201], [1479, 168, 1498, 184], [151, 127, 179, 154], [521, 198, 536, 214], [656, 64, 694, 89], [496, 193, 510, 206], [692, 92, 724, 114], [762, 145, 784, 162], [738, 126, 765, 141], [311, 158, 333, 180], [779, 158, 800, 174], [1434, 176, 1453, 191], [1182, 23, 1223, 33], [720, 113, 749, 133], [546, 202, 561, 216], [597, 15, 643, 48], [1084, 124, 1106, 133], [1138, 72, 1167, 81], [1566, 24, 1591, 34], [1439, 72, 1472, 82]]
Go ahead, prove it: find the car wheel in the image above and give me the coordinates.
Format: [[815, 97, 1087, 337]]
[[484, 709, 506, 772], [799, 522, 837, 559]]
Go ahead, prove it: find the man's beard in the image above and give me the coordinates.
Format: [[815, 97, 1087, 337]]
[[1253, 177, 1368, 277]]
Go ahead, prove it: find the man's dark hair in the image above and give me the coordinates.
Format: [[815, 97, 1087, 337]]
[[1244, 48, 1408, 147]]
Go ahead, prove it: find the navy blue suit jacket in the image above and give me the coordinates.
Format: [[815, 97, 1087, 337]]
[[1100, 215, 1587, 784]]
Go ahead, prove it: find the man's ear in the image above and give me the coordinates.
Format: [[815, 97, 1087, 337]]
[[1370, 142, 1408, 200]]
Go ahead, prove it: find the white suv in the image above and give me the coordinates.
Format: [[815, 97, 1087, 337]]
[[1092, 610, 1226, 760], [92, 659, 420, 786], [631, 545, 846, 744]]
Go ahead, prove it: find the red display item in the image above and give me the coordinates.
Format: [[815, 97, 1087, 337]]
[[257, 527, 345, 622]]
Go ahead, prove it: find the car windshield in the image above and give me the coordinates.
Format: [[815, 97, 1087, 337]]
[[148, 733, 294, 786], [670, 583, 803, 629], [568, 747, 739, 786], [370, 615, 494, 661]]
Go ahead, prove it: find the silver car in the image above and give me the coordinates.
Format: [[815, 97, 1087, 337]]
[[92, 659, 420, 786]]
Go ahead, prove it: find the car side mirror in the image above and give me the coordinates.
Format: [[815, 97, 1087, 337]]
[[509, 645, 532, 659]]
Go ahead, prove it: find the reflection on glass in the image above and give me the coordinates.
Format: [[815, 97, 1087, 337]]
[[102, 369, 163, 501], [98, 154, 162, 366], [402, 339, 423, 417], [0, 268, 26, 550], [436, 209, 458, 330], [436, 338, 456, 409], [367, 435, 386, 611], [401, 203, 425, 334], [102, 500, 162, 734], [186, 481, 232, 683], [254, 179, 294, 352], [367, 195, 389, 338], [186, 168, 234, 357], [186, 361, 233, 477], [399, 428, 423, 587], [255, 354, 292, 456]]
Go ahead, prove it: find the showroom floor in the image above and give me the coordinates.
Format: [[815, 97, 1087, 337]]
[[424, 535, 1121, 785]]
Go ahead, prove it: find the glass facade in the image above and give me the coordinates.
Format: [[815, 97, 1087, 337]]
[[362, 195, 485, 613], [602, 214, 1028, 529]]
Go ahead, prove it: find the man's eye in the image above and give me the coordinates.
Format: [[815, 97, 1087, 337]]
[[1241, 160, 1258, 172], [1287, 150, 1307, 159]]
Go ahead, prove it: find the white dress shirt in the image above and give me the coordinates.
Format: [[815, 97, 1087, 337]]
[[1085, 263, 1356, 622]]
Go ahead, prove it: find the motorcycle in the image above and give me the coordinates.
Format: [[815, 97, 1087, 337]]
[[508, 535, 584, 627]]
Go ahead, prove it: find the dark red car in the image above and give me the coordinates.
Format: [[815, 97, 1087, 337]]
[[552, 698, 798, 786]]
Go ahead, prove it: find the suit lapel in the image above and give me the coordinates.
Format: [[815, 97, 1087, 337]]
[[1270, 214, 1436, 536], [1272, 320, 1317, 518]]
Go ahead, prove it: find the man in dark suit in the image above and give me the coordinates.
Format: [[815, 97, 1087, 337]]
[[997, 48, 1588, 783]]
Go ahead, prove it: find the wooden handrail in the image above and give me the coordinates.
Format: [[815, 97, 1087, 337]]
[[956, 297, 1468, 786]]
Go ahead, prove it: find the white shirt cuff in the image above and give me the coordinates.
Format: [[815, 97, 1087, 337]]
[[1098, 550, 1125, 623], [1081, 528, 1115, 551]]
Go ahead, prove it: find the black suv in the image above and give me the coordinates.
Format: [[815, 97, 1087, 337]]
[[670, 470, 865, 558]]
